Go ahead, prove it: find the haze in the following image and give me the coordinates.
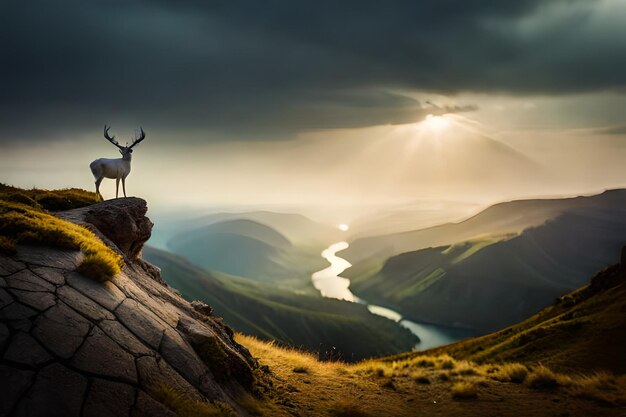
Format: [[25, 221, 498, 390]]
[[2, 0, 626, 223]]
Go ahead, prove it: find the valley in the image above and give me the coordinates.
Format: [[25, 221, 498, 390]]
[[147, 189, 626, 358], [2, 185, 626, 416]]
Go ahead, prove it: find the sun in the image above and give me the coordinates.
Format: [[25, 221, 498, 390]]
[[338, 224, 349, 232], [421, 114, 451, 132]]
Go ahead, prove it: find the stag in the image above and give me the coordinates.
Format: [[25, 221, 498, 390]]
[[90, 125, 146, 199]]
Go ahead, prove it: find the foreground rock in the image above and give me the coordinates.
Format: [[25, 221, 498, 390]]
[[0, 198, 256, 417]]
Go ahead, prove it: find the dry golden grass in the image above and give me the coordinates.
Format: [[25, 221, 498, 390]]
[[494, 363, 529, 383], [150, 384, 236, 416], [0, 188, 122, 281], [438, 355, 456, 370], [411, 369, 431, 384], [236, 333, 624, 416], [412, 357, 435, 368], [565, 372, 623, 404], [525, 365, 559, 389], [456, 361, 479, 376], [330, 401, 372, 417], [0, 183, 98, 211], [451, 381, 478, 399]]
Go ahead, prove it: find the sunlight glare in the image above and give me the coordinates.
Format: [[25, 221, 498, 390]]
[[421, 114, 451, 132], [338, 223, 350, 231]]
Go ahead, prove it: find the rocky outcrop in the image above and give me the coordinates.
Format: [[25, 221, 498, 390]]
[[57, 197, 153, 261], [0, 198, 256, 417]]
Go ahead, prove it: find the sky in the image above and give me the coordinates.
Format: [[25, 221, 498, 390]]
[[2, 0, 626, 216]]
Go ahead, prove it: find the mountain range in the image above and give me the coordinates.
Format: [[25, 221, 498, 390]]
[[1, 185, 624, 416]]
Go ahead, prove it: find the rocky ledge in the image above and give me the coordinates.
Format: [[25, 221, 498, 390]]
[[0, 198, 256, 417]]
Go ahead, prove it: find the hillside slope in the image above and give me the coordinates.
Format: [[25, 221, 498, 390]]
[[144, 246, 417, 361], [190, 211, 338, 245], [348, 192, 626, 332], [167, 219, 293, 281], [344, 189, 626, 265], [421, 250, 626, 374], [237, 252, 626, 416], [2, 187, 624, 416], [0, 194, 256, 416]]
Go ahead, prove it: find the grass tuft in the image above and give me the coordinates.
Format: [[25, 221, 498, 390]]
[[436, 355, 456, 370], [151, 383, 236, 417], [451, 381, 478, 399], [456, 361, 478, 376], [493, 363, 528, 383], [413, 357, 435, 368], [77, 253, 121, 282], [411, 370, 431, 384], [567, 372, 619, 404], [526, 365, 559, 389]]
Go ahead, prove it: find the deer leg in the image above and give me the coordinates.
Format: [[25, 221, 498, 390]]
[[115, 178, 120, 199], [95, 178, 103, 201], [122, 177, 127, 197]]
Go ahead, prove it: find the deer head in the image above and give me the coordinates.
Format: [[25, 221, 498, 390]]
[[104, 125, 146, 160]]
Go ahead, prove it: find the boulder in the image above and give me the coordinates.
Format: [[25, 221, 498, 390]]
[[57, 197, 153, 260]]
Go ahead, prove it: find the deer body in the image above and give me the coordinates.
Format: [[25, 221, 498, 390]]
[[90, 126, 145, 199]]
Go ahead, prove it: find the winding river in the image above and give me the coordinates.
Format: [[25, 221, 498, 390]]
[[312, 241, 477, 351]]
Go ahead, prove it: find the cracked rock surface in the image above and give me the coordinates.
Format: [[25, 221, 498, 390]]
[[0, 198, 255, 417]]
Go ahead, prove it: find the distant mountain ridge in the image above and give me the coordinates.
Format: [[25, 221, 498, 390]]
[[194, 218, 291, 247], [190, 211, 338, 244], [348, 190, 626, 331], [167, 219, 295, 281], [344, 189, 626, 264]]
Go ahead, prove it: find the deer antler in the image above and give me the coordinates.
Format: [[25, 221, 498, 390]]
[[129, 127, 146, 149], [104, 125, 123, 149]]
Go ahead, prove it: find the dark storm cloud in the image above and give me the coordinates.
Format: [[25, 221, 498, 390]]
[[1, 0, 624, 142]]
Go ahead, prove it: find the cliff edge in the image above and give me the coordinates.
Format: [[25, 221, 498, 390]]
[[0, 197, 256, 417]]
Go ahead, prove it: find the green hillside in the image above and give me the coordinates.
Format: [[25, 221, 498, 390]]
[[343, 189, 626, 266], [238, 254, 626, 417], [165, 219, 320, 281], [350, 205, 626, 331], [192, 210, 339, 245], [406, 252, 626, 375], [143, 246, 418, 361]]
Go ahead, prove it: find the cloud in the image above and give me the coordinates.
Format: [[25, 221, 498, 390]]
[[1, 0, 624, 142], [595, 125, 626, 135]]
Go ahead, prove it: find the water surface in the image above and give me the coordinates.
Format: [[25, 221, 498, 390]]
[[312, 241, 479, 350]]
